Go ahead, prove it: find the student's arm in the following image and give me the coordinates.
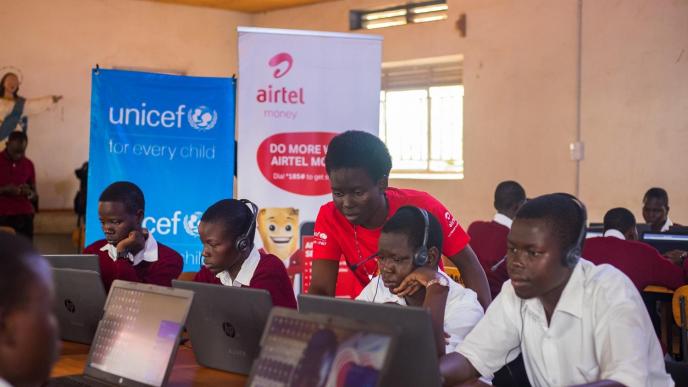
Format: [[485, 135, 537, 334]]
[[440, 353, 481, 386], [308, 260, 338, 296], [308, 206, 342, 297], [648, 248, 684, 289], [250, 257, 298, 309], [447, 246, 491, 310], [140, 252, 183, 287]]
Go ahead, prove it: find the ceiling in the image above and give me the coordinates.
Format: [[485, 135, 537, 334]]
[[145, 0, 336, 13]]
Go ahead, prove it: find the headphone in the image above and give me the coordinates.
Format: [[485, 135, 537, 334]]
[[556, 193, 587, 268], [412, 207, 430, 267], [234, 199, 258, 253]]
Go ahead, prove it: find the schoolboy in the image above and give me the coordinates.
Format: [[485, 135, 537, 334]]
[[467, 180, 526, 299], [83, 181, 183, 291], [0, 234, 60, 387], [193, 199, 297, 309], [309, 130, 490, 308], [440, 194, 672, 387]]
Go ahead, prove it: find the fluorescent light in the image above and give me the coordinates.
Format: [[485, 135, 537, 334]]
[[411, 4, 448, 14]]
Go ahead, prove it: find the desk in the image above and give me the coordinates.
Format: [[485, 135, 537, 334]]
[[52, 341, 247, 386]]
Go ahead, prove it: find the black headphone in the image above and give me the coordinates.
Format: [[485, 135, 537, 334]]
[[556, 193, 587, 268], [413, 207, 430, 267], [235, 199, 258, 253]]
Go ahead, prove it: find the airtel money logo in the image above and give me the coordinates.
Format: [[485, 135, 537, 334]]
[[269, 52, 293, 78], [257, 52, 304, 105]]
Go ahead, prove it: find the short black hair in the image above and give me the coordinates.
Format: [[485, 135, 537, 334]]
[[324, 130, 392, 182], [603, 207, 636, 234], [494, 181, 526, 212], [7, 131, 27, 144], [382, 206, 443, 257], [99, 181, 145, 214], [515, 193, 586, 257], [0, 234, 40, 321], [643, 187, 669, 207], [201, 199, 256, 241]]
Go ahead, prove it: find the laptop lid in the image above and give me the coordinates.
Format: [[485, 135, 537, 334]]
[[45, 254, 100, 274], [298, 294, 442, 387], [82, 280, 193, 387], [247, 307, 395, 387], [52, 268, 107, 344], [641, 232, 688, 254], [171, 280, 273, 374]]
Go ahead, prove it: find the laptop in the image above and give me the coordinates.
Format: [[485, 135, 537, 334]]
[[52, 268, 107, 344], [247, 307, 395, 387], [298, 294, 442, 387], [171, 279, 273, 374], [45, 254, 100, 274], [642, 231, 688, 254], [50, 280, 194, 387]]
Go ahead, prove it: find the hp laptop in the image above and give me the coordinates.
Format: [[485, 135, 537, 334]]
[[50, 280, 193, 387], [52, 268, 107, 344], [299, 294, 442, 387], [45, 254, 100, 274], [247, 307, 395, 387], [172, 280, 273, 374]]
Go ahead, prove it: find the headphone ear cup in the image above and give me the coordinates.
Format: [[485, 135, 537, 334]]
[[235, 237, 249, 253], [414, 246, 429, 267]]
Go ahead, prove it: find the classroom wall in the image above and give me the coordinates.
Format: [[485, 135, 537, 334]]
[[254, 0, 688, 225], [0, 0, 251, 209]]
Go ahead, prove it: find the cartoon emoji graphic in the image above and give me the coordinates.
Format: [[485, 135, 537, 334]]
[[257, 207, 300, 264]]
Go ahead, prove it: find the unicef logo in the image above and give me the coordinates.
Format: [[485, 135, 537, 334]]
[[187, 106, 218, 131], [183, 212, 203, 237]]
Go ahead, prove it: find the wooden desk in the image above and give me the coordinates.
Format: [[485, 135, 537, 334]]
[[52, 341, 247, 386], [644, 285, 674, 295]]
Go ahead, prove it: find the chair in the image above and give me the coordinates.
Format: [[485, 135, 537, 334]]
[[671, 285, 688, 361]]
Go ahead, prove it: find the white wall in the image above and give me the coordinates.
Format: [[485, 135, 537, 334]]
[[1, 0, 251, 209]]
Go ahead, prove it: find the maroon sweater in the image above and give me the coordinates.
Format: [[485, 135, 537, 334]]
[[193, 250, 297, 309], [84, 239, 183, 292], [467, 220, 510, 299], [582, 236, 686, 291]]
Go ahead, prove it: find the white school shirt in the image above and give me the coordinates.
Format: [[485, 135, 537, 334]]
[[356, 270, 484, 354], [216, 248, 260, 287], [458, 259, 673, 387], [0, 377, 11, 387]]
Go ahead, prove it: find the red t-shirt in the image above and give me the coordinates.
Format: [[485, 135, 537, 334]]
[[84, 239, 183, 292], [0, 150, 35, 215], [312, 187, 470, 298], [193, 250, 297, 309], [582, 236, 686, 291], [467, 220, 510, 299]]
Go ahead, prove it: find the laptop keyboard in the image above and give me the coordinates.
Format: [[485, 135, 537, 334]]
[[49, 376, 113, 387]]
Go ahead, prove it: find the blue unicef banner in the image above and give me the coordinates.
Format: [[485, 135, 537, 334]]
[[86, 68, 235, 272]]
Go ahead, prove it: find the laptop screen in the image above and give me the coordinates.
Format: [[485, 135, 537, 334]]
[[642, 233, 688, 242], [249, 309, 393, 387], [87, 285, 188, 386]]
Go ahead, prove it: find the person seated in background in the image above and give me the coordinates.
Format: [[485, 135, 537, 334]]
[[0, 234, 60, 387], [84, 181, 183, 291], [0, 132, 37, 240], [309, 130, 490, 309], [467, 181, 526, 299], [439, 194, 672, 387], [643, 187, 683, 232], [192, 199, 297, 309], [583, 207, 685, 291], [356, 206, 484, 359]]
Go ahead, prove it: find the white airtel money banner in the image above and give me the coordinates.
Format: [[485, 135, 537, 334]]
[[236, 27, 382, 295]]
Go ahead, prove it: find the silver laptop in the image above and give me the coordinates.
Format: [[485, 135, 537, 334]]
[[50, 280, 194, 387], [45, 254, 100, 274], [247, 307, 396, 387], [52, 268, 107, 344], [299, 294, 442, 387], [172, 279, 273, 374]]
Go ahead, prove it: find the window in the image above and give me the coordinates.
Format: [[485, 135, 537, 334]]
[[379, 58, 464, 179], [350, 1, 448, 30]]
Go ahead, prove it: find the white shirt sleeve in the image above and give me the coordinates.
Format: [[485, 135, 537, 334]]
[[355, 276, 378, 302], [457, 283, 523, 379], [444, 290, 484, 353]]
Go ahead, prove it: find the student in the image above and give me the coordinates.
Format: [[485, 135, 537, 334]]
[[643, 187, 682, 232], [0, 132, 37, 240], [440, 194, 672, 387], [84, 181, 183, 291], [467, 181, 526, 299], [583, 207, 685, 291], [309, 130, 491, 308], [0, 234, 60, 387], [357, 206, 484, 360], [193, 199, 297, 309]]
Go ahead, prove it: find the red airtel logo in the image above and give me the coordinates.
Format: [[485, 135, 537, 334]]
[[268, 52, 293, 79]]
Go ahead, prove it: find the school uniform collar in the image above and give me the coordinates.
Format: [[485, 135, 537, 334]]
[[0, 377, 13, 387], [368, 270, 455, 305], [216, 248, 261, 287], [661, 218, 674, 232], [100, 232, 159, 266], [603, 229, 626, 240], [524, 259, 585, 320], [493, 213, 513, 229]]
